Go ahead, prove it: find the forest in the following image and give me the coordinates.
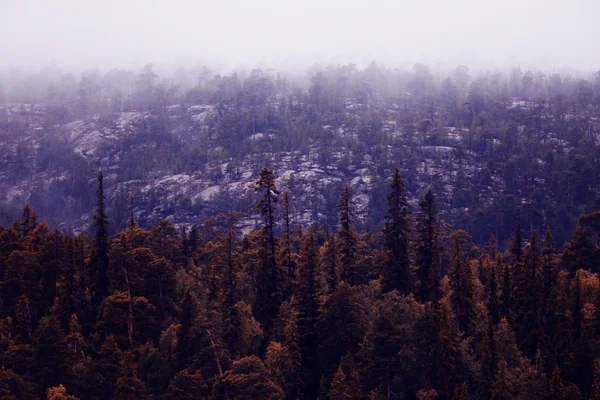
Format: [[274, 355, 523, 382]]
[[1, 63, 600, 250], [1, 165, 600, 399]]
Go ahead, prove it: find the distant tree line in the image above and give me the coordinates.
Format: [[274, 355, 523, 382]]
[[1, 63, 599, 248]]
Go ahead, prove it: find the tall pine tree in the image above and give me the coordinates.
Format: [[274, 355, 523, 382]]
[[254, 168, 282, 332], [415, 189, 440, 302], [91, 171, 110, 314], [337, 184, 358, 286], [382, 168, 410, 294], [296, 232, 320, 398]]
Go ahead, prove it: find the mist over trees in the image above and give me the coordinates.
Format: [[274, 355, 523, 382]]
[[1, 62, 599, 249]]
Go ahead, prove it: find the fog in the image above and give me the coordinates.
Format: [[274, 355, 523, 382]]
[[1, 0, 599, 72]]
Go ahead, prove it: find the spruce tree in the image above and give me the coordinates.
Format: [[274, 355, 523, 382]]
[[449, 230, 475, 333], [415, 189, 440, 302], [513, 230, 542, 359], [321, 236, 338, 294], [222, 221, 238, 310], [337, 184, 358, 286], [279, 191, 296, 280], [20, 204, 37, 236], [254, 168, 282, 331], [382, 168, 410, 293], [508, 211, 523, 263], [91, 171, 110, 313], [296, 232, 320, 398]]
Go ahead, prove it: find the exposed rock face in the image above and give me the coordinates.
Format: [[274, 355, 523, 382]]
[[0, 97, 595, 246]]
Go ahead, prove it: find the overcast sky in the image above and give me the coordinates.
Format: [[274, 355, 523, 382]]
[[1, 0, 598, 72]]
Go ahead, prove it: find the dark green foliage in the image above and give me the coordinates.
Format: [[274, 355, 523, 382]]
[[337, 185, 358, 286], [0, 167, 600, 399], [449, 230, 475, 333], [91, 171, 110, 313], [415, 189, 440, 302], [382, 168, 411, 294], [253, 168, 282, 332], [212, 356, 284, 400], [296, 233, 320, 398]]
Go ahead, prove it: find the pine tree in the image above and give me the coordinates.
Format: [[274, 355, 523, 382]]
[[508, 211, 523, 264], [296, 232, 320, 398], [222, 220, 238, 310], [254, 168, 282, 331], [0, 366, 36, 400], [501, 261, 511, 322], [33, 314, 69, 396], [175, 291, 198, 370], [321, 236, 338, 294], [327, 354, 362, 400], [382, 168, 411, 293], [187, 224, 199, 258], [486, 234, 498, 259], [512, 230, 542, 359], [436, 296, 464, 399], [541, 228, 558, 351], [114, 371, 148, 400], [20, 204, 37, 236], [212, 356, 284, 400], [97, 335, 124, 399], [488, 260, 500, 325], [449, 230, 475, 333], [317, 282, 367, 386], [162, 368, 206, 400], [338, 184, 358, 286], [91, 171, 110, 313], [46, 384, 79, 400], [279, 191, 296, 282], [415, 189, 440, 302]]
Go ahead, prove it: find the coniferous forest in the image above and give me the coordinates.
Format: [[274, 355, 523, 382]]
[[1, 166, 600, 399]]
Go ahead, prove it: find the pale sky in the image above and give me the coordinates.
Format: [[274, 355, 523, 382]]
[[0, 0, 598, 72]]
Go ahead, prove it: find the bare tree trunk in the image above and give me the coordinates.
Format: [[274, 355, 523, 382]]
[[122, 267, 134, 346], [207, 329, 223, 377]]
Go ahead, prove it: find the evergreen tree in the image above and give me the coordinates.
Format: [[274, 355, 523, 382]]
[[508, 211, 523, 263], [296, 232, 320, 398], [254, 168, 282, 331], [501, 261, 511, 322], [114, 371, 148, 400], [162, 368, 206, 400], [486, 234, 498, 259], [46, 384, 80, 400], [513, 230, 542, 360], [321, 236, 338, 294], [212, 356, 284, 400], [382, 168, 411, 293], [33, 314, 69, 393], [317, 282, 366, 387], [415, 189, 440, 302], [337, 184, 358, 286], [279, 191, 296, 282], [449, 230, 475, 333], [175, 291, 198, 370], [91, 171, 110, 313], [488, 260, 500, 325], [20, 204, 37, 236], [222, 220, 238, 310], [0, 366, 36, 400]]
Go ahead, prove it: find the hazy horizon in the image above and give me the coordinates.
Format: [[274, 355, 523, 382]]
[[1, 0, 599, 74]]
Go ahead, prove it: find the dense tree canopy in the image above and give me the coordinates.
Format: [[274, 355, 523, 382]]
[[0, 165, 599, 398]]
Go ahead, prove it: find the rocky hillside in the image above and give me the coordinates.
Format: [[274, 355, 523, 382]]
[[1, 65, 599, 246]]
